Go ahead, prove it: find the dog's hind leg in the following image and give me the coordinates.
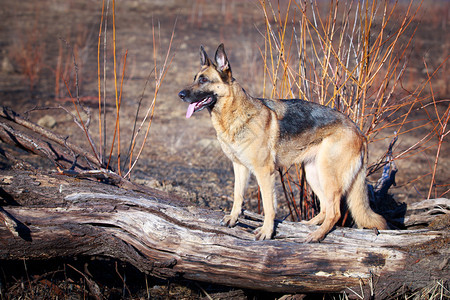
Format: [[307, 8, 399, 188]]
[[222, 162, 250, 227], [304, 141, 344, 242], [302, 161, 326, 226], [253, 166, 276, 240], [305, 191, 341, 242]]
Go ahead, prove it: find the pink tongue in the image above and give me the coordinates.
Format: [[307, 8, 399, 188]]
[[186, 103, 196, 118]]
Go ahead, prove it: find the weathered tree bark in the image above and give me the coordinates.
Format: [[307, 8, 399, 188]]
[[0, 170, 448, 297]]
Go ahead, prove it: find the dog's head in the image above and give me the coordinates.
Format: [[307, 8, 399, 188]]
[[178, 44, 233, 118]]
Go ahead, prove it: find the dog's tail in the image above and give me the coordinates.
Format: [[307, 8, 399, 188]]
[[346, 145, 388, 231]]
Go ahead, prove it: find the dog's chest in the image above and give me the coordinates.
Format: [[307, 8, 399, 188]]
[[211, 111, 277, 169], [214, 124, 251, 163]]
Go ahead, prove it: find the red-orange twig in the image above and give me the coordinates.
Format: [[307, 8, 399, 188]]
[[97, 0, 105, 165]]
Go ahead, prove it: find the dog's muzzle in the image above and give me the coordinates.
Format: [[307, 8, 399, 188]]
[[178, 89, 216, 119]]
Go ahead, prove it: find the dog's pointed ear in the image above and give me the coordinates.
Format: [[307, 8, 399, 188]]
[[200, 45, 211, 66], [215, 43, 232, 79]]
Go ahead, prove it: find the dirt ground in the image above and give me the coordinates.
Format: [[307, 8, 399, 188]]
[[0, 0, 449, 298]]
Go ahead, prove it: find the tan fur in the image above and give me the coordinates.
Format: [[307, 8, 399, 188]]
[[179, 44, 387, 241]]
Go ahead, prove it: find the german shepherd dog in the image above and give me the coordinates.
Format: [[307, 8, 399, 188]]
[[178, 44, 387, 242]]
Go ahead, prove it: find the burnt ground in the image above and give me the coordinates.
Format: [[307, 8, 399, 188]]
[[0, 0, 449, 298]]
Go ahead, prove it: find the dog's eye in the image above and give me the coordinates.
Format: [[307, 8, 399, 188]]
[[198, 76, 209, 84]]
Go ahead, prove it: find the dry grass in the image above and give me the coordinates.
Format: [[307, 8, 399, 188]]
[[56, 0, 176, 178]]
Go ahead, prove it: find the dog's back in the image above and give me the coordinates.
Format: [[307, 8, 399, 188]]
[[260, 98, 350, 139]]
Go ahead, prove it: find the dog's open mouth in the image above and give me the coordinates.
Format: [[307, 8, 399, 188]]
[[186, 96, 214, 118]]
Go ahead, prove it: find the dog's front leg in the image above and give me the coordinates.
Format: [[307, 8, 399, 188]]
[[221, 162, 250, 227], [253, 167, 276, 240]]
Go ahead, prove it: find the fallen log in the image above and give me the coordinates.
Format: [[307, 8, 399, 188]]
[[0, 169, 448, 297], [0, 106, 101, 170]]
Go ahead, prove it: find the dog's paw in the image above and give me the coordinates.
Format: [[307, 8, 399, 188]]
[[305, 230, 325, 243], [221, 214, 238, 227], [253, 226, 274, 241]]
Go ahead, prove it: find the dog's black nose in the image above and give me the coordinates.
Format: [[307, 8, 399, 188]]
[[178, 90, 188, 100]]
